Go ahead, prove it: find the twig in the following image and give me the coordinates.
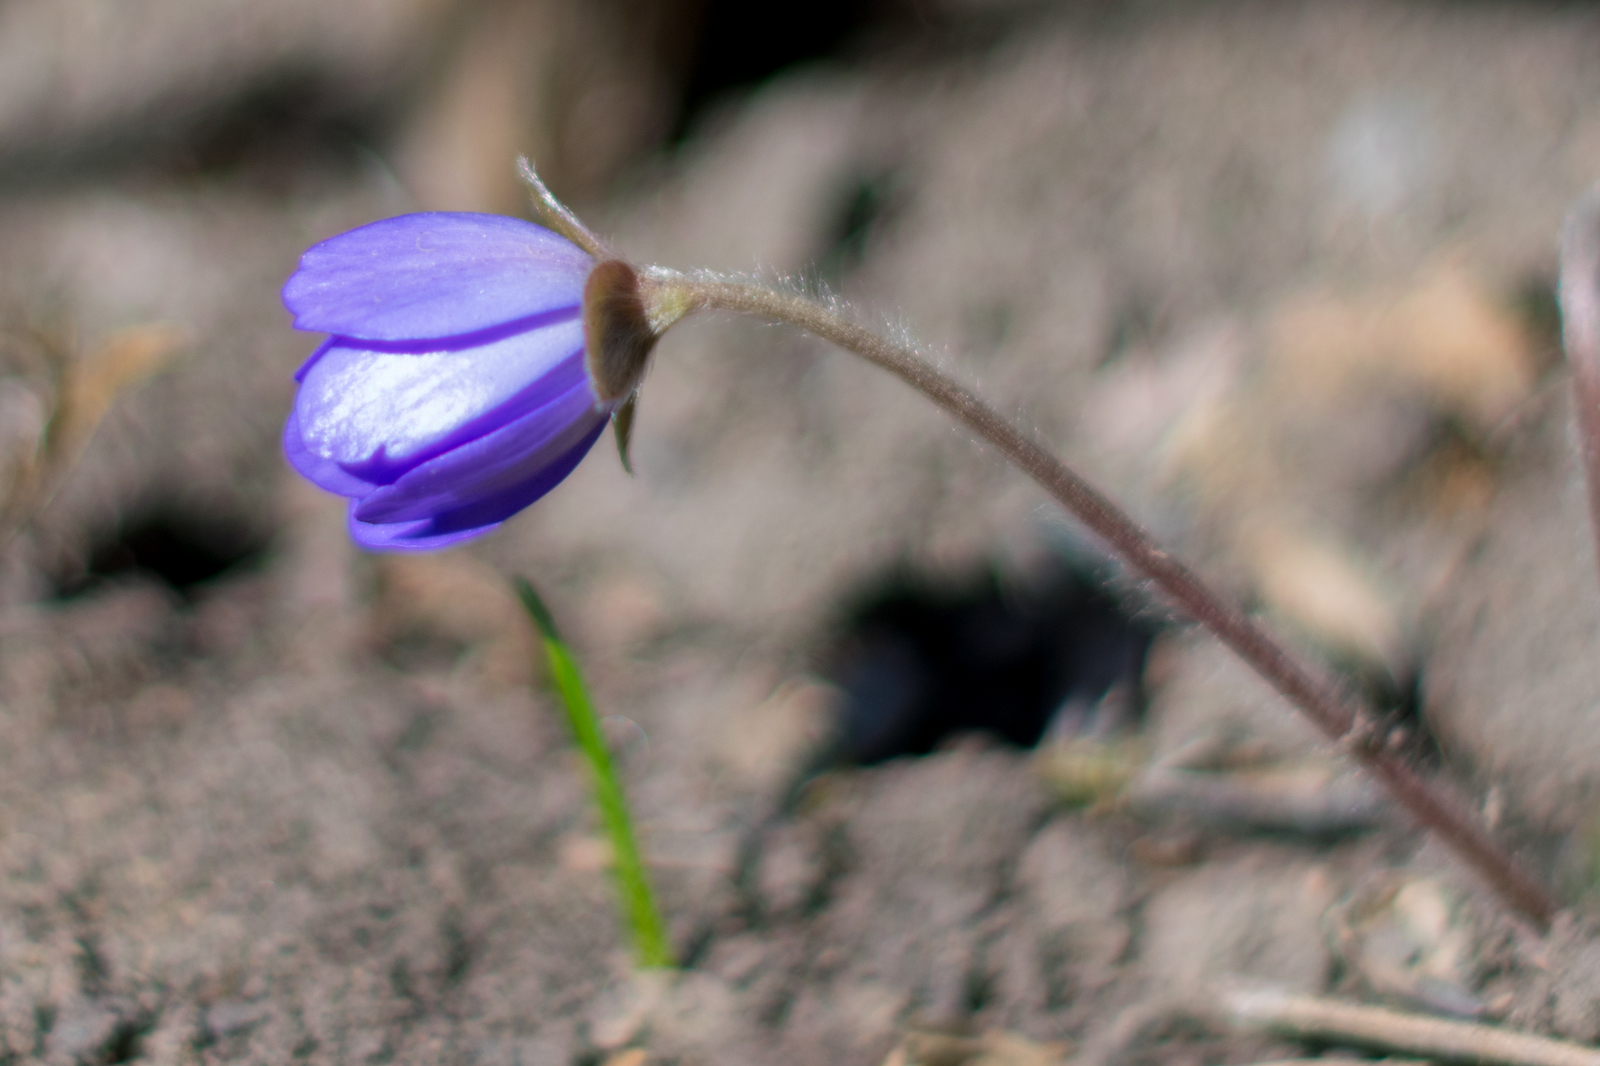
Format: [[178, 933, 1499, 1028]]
[[1223, 987, 1600, 1066], [664, 273, 1558, 927], [1560, 186, 1600, 584], [1128, 758, 1390, 836]]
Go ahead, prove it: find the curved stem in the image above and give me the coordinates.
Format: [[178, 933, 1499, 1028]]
[[680, 275, 1557, 928]]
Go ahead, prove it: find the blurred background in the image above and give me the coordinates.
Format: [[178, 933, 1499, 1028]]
[[7, 1, 1600, 1063]]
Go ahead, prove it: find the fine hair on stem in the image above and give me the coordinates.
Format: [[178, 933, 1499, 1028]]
[[647, 268, 1557, 927]]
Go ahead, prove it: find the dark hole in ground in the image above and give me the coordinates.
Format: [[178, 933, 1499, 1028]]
[[668, 0, 1068, 140], [673, 0, 874, 139], [1338, 638, 1433, 769], [33, 1003, 55, 1060], [103, 1014, 155, 1065], [1513, 270, 1565, 376], [816, 167, 904, 282], [1100, 287, 1174, 367], [0, 70, 378, 194], [821, 561, 1158, 766], [670, 0, 958, 141], [670, 0, 1062, 141], [153, 73, 379, 186], [52, 507, 268, 600]]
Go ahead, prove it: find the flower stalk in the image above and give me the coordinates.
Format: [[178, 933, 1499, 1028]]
[[663, 273, 1558, 928]]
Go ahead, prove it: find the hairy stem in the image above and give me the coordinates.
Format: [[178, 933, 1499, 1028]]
[[678, 274, 1556, 927]]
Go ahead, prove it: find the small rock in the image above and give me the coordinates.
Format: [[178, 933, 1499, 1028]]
[[1016, 818, 1129, 961], [205, 998, 268, 1039], [1140, 851, 1337, 996]]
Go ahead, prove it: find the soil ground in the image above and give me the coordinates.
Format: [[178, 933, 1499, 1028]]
[[4, 1, 1600, 1063]]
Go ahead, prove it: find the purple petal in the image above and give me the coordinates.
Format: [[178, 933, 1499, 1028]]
[[293, 317, 588, 485], [294, 337, 335, 383], [283, 406, 379, 497], [347, 417, 606, 551], [346, 507, 488, 551], [283, 213, 592, 342], [353, 378, 606, 523]]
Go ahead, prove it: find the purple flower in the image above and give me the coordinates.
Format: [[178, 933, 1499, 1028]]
[[281, 212, 608, 550]]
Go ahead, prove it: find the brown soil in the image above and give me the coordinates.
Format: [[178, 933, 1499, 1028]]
[[4, 2, 1600, 1063]]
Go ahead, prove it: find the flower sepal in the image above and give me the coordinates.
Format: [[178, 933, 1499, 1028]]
[[612, 393, 638, 475], [582, 259, 700, 404], [581, 260, 703, 476]]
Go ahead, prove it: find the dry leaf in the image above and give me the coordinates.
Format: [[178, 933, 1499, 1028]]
[[1033, 736, 1144, 809], [1325, 876, 1483, 1018], [1241, 521, 1405, 678], [602, 1050, 648, 1066], [53, 321, 187, 458], [1267, 260, 1535, 432], [0, 320, 185, 546]]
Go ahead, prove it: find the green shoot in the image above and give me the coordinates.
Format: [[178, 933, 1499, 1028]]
[[513, 576, 674, 969]]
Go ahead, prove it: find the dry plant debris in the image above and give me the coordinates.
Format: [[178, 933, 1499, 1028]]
[[879, 1028, 1070, 1066], [1223, 987, 1600, 1066]]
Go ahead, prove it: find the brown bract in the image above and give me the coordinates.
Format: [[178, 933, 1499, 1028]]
[[583, 259, 659, 405]]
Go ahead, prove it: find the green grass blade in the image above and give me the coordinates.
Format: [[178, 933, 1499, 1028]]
[[513, 577, 674, 969]]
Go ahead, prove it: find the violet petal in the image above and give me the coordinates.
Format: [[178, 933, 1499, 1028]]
[[345, 507, 487, 552], [293, 317, 587, 485], [353, 379, 606, 523], [294, 337, 335, 383], [283, 213, 591, 342], [282, 407, 380, 497], [348, 417, 606, 550]]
